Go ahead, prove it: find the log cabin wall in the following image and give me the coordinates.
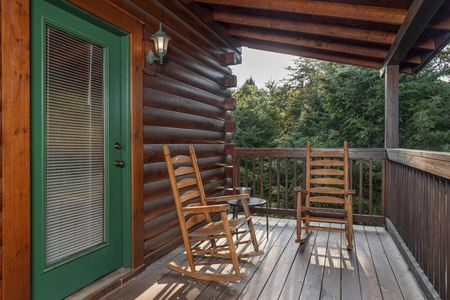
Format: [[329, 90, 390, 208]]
[[107, 0, 240, 263]]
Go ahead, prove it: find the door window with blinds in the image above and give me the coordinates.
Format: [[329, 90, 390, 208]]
[[45, 25, 105, 265]]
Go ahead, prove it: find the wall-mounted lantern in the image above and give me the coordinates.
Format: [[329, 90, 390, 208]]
[[146, 23, 171, 65]]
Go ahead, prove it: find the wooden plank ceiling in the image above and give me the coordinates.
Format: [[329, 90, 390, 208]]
[[182, 0, 450, 74]]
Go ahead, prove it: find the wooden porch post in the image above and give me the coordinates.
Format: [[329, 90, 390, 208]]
[[2, 0, 31, 298], [385, 64, 399, 148]]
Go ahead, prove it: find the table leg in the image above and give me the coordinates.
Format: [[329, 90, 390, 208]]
[[232, 206, 238, 219], [266, 202, 269, 239]]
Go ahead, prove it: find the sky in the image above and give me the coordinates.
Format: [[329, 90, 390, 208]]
[[231, 47, 297, 88]]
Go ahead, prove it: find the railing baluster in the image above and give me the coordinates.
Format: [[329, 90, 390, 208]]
[[277, 158, 280, 209], [369, 158, 373, 215], [234, 155, 240, 188], [285, 157, 289, 209], [244, 158, 248, 187], [384, 149, 450, 300], [268, 157, 272, 208], [252, 157, 256, 196], [294, 158, 297, 210], [359, 159, 363, 214], [349, 158, 353, 188], [382, 159, 386, 218], [231, 147, 386, 222], [259, 157, 264, 198], [302, 158, 306, 190]]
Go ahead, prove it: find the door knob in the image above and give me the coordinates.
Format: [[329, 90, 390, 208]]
[[114, 160, 125, 168]]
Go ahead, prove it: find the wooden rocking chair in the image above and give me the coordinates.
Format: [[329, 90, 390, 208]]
[[295, 141, 355, 249], [163, 145, 263, 281]]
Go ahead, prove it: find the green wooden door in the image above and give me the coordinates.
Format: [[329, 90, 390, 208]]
[[31, 1, 130, 299]]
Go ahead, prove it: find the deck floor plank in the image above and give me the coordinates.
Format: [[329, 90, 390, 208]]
[[101, 219, 425, 300], [257, 220, 300, 299], [300, 224, 330, 299], [215, 218, 289, 300], [104, 246, 186, 299], [238, 219, 296, 300], [321, 224, 342, 300], [189, 216, 267, 300], [278, 226, 318, 299], [341, 225, 362, 300], [375, 226, 425, 300], [364, 226, 404, 300], [353, 225, 383, 300]]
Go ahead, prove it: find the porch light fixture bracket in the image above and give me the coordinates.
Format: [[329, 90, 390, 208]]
[[146, 23, 171, 65]]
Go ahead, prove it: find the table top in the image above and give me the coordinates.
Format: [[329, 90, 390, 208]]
[[227, 197, 266, 207]]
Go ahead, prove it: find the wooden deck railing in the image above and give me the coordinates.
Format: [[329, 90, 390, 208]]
[[230, 147, 386, 224], [385, 149, 450, 300], [229, 146, 450, 299]]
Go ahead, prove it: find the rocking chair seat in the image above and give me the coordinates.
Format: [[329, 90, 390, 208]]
[[190, 216, 250, 238]]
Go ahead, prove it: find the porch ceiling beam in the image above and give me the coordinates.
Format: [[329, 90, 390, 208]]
[[428, 5, 450, 30], [195, 0, 407, 24], [213, 11, 436, 51], [239, 38, 382, 70], [167, 0, 242, 51], [216, 11, 394, 45], [381, 0, 445, 75], [229, 27, 388, 60], [412, 32, 450, 74], [231, 27, 424, 66]]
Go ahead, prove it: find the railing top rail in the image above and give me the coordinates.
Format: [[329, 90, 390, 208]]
[[387, 148, 450, 179], [233, 147, 386, 159]]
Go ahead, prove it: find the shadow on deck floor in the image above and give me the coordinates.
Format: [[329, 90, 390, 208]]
[[102, 217, 424, 300]]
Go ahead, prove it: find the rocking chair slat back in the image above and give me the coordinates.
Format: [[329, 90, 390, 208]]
[[295, 141, 355, 249]]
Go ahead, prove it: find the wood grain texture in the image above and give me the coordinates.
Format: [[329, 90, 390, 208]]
[[101, 222, 426, 300], [132, 0, 240, 61], [1, 0, 31, 298], [0, 43, 2, 296], [143, 88, 227, 119], [195, 0, 407, 24], [387, 148, 450, 180], [385, 158, 449, 299], [107, 0, 234, 76], [187, 0, 450, 74], [384, 64, 399, 148], [215, 11, 397, 45]]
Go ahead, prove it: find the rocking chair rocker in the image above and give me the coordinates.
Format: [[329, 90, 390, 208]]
[[163, 145, 263, 281]]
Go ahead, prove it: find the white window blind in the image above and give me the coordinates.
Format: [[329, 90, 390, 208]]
[[45, 26, 105, 265]]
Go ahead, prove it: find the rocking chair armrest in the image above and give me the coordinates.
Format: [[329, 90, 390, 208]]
[[346, 189, 356, 195], [206, 194, 250, 203], [294, 187, 308, 195], [182, 204, 230, 214]]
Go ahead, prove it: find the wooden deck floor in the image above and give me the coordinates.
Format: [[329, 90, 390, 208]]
[[102, 216, 425, 300]]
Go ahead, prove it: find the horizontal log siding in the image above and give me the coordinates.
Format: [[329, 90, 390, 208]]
[[386, 149, 450, 299], [233, 147, 386, 224], [107, 0, 240, 263]]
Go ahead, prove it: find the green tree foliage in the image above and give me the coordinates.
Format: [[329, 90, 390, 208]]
[[232, 77, 277, 148], [232, 47, 450, 151], [399, 51, 450, 151], [232, 48, 450, 216]]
